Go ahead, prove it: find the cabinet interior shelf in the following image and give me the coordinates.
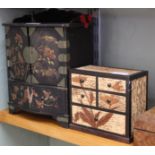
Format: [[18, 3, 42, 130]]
[[0, 109, 132, 146]]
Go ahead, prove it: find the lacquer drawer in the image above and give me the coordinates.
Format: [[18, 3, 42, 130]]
[[72, 105, 126, 135], [72, 88, 96, 106], [98, 77, 126, 94], [71, 73, 96, 89], [98, 92, 126, 113], [9, 82, 68, 115]]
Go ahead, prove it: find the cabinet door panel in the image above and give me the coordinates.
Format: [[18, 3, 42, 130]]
[[9, 82, 68, 116], [6, 26, 29, 81], [29, 27, 69, 87]]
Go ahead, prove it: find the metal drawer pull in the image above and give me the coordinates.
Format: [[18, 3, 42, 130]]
[[79, 79, 85, 84], [107, 83, 112, 88], [80, 94, 85, 98], [106, 99, 111, 104]]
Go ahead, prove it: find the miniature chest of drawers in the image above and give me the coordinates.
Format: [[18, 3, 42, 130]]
[[70, 65, 148, 143]]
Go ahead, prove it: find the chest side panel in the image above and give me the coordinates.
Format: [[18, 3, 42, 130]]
[[131, 76, 147, 132]]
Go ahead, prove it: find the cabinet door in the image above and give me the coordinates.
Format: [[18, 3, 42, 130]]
[[29, 27, 70, 87], [5, 26, 29, 81], [9, 82, 68, 116]]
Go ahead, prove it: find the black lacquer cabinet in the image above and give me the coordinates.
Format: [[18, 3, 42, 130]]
[[3, 14, 94, 127]]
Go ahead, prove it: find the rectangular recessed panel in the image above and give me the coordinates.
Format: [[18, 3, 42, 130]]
[[72, 88, 96, 106], [72, 105, 126, 135], [98, 92, 126, 113], [71, 73, 96, 89], [98, 77, 126, 94], [9, 82, 68, 116]]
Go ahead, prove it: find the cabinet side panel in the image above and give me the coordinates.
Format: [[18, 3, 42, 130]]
[[131, 76, 147, 132]]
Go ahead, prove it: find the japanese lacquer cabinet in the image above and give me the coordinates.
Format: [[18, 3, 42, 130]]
[[4, 23, 93, 127], [70, 65, 148, 142]]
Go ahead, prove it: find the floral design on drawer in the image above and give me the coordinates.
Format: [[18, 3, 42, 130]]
[[98, 92, 126, 113], [71, 73, 96, 89], [72, 88, 96, 106], [9, 83, 67, 115], [98, 77, 126, 94], [72, 105, 126, 135]]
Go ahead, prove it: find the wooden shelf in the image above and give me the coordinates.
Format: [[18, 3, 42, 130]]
[[0, 109, 132, 146]]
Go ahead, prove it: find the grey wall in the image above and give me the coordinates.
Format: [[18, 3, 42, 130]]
[[99, 8, 155, 108], [0, 8, 49, 146]]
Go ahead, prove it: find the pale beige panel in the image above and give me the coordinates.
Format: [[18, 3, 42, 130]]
[[72, 88, 96, 106], [54, 27, 64, 37], [57, 41, 67, 48], [98, 77, 126, 93], [72, 105, 126, 135], [98, 92, 126, 112], [58, 53, 70, 62], [131, 76, 147, 132], [71, 73, 96, 89], [78, 65, 141, 75]]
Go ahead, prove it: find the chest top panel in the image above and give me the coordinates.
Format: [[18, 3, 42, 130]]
[[77, 65, 141, 76]]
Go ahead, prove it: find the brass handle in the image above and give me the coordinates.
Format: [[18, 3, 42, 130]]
[[81, 94, 85, 98], [79, 79, 85, 84], [94, 117, 98, 122], [107, 83, 112, 88], [106, 99, 111, 104]]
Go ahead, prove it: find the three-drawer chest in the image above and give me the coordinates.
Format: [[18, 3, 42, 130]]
[[70, 65, 148, 143]]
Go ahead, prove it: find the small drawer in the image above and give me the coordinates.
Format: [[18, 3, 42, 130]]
[[72, 88, 96, 106], [71, 73, 96, 89], [98, 92, 126, 113], [98, 77, 126, 93], [72, 105, 126, 135]]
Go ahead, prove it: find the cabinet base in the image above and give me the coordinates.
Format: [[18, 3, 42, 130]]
[[9, 105, 21, 114], [70, 123, 132, 144], [8, 104, 69, 128]]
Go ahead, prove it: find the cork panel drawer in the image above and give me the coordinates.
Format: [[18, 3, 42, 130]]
[[98, 92, 126, 113], [72, 88, 96, 106], [71, 73, 96, 89], [72, 105, 126, 135], [98, 77, 126, 94]]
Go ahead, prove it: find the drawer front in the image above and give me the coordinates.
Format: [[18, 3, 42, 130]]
[[29, 27, 69, 87], [98, 77, 126, 94], [98, 92, 126, 113], [71, 73, 96, 89], [72, 88, 96, 106], [72, 105, 126, 135], [9, 82, 68, 115]]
